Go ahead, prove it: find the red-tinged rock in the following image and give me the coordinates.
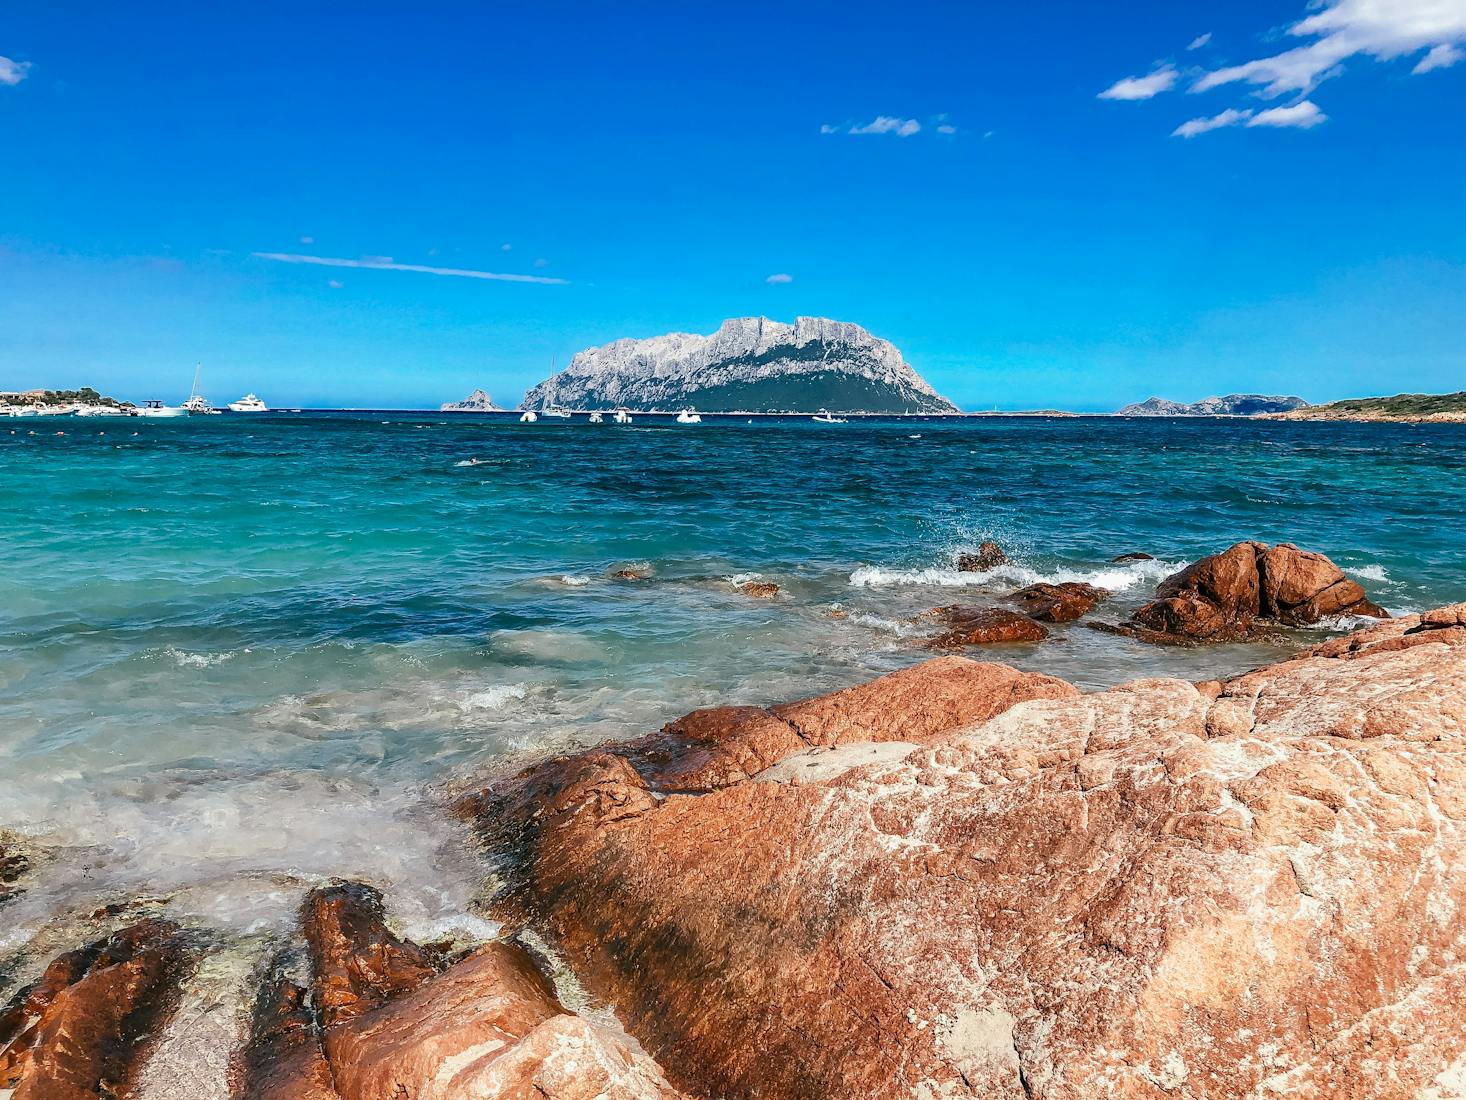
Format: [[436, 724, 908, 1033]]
[[300, 882, 439, 1028], [235, 973, 338, 1100], [956, 540, 1006, 572], [927, 606, 1048, 648], [472, 611, 1466, 1099], [0, 919, 191, 1100], [1126, 541, 1388, 644], [736, 581, 779, 598], [1008, 581, 1107, 623]]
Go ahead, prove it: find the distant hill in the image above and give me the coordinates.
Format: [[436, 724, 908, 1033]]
[[1117, 394, 1311, 417], [520, 317, 958, 414], [440, 389, 502, 412], [1269, 391, 1466, 423]]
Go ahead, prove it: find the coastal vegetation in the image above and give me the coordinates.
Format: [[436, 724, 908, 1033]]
[[1273, 390, 1466, 422], [0, 386, 126, 409]]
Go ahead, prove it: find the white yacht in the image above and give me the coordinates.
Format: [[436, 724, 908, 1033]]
[[543, 405, 572, 419], [675, 409, 702, 424], [520, 410, 539, 423], [135, 399, 187, 418], [227, 394, 268, 413], [75, 405, 128, 418], [612, 408, 633, 424], [588, 411, 604, 423], [812, 410, 848, 424]]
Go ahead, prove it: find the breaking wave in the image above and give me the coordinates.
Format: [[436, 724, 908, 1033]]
[[848, 557, 1182, 593]]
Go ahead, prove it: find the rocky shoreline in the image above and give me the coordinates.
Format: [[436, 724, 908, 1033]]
[[3, 560, 1465, 1097]]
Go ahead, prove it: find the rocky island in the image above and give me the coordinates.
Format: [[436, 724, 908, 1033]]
[[1267, 390, 1466, 424], [520, 317, 958, 414], [439, 389, 502, 412], [1117, 394, 1310, 416]]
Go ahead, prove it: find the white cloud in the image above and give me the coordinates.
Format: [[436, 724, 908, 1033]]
[[936, 123, 957, 135], [1248, 99, 1328, 128], [533, 257, 548, 268], [1099, 65, 1178, 100], [252, 252, 569, 285], [300, 235, 314, 245], [500, 243, 512, 251], [1172, 108, 1252, 138], [327, 279, 344, 289], [848, 116, 922, 136], [1413, 41, 1464, 73], [765, 273, 793, 284], [819, 123, 839, 134], [1192, 0, 1466, 97], [0, 55, 31, 86], [1188, 32, 1213, 50]]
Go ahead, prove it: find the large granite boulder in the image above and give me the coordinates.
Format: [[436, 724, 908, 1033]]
[[1008, 581, 1108, 623], [1121, 541, 1387, 643], [469, 611, 1466, 1099]]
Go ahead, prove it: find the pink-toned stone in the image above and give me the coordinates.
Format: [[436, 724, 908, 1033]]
[[926, 607, 1049, 648], [471, 611, 1466, 1099]]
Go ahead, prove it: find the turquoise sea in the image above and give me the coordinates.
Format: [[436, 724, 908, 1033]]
[[3, 412, 1465, 954]]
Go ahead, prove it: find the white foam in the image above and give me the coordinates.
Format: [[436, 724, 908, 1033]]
[[849, 558, 1182, 593], [559, 573, 592, 587], [729, 572, 763, 586], [847, 612, 927, 638], [458, 684, 530, 711], [1352, 563, 1389, 583], [161, 646, 242, 669]]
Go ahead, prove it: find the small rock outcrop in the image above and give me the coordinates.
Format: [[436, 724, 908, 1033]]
[[928, 606, 1048, 648], [956, 541, 1007, 572], [465, 610, 1466, 1100], [440, 389, 502, 412], [1109, 541, 1387, 643], [235, 883, 682, 1100], [0, 838, 26, 904], [1009, 581, 1107, 623], [0, 919, 193, 1098]]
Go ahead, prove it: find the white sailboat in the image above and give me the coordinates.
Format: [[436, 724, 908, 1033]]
[[183, 364, 220, 414]]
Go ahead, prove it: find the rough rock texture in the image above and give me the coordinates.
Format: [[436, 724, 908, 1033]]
[[736, 581, 779, 598], [0, 919, 193, 1099], [440, 388, 502, 412], [928, 606, 1049, 648], [469, 611, 1466, 1100], [1111, 552, 1154, 562], [236, 883, 682, 1100], [522, 316, 957, 414], [1117, 541, 1387, 643], [1009, 582, 1108, 623], [0, 838, 26, 904], [956, 540, 1007, 572]]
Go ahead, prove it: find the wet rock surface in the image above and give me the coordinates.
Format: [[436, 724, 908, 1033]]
[[1108, 541, 1388, 644], [1008, 581, 1107, 623], [0, 918, 194, 1100], [927, 606, 1049, 648], [735, 580, 779, 598], [0, 839, 26, 904], [956, 540, 1006, 572], [466, 610, 1466, 1100]]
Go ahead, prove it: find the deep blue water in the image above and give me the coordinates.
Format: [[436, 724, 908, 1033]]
[[1, 412, 1463, 947]]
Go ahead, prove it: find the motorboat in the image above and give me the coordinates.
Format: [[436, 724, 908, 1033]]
[[520, 410, 539, 423], [612, 408, 633, 424], [543, 405, 572, 419], [675, 409, 702, 424], [227, 394, 269, 413], [812, 410, 848, 424], [588, 411, 604, 423], [135, 400, 187, 418], [75, 405, 128, 417]]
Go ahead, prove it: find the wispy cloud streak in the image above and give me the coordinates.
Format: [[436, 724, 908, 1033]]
[[251, 252, 569, 285]]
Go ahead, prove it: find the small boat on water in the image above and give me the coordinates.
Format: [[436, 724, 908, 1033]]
[[543, 405, 572, 419], [612, 408, 633, 424], [675, 409, 702, 424], [812, 410, 848, 424], [520, 410, 539, 423], [228, 394, 268, 413], [588, 411, 604, 423], [184, 364, 221, 414], [135, 399, 187, 418]]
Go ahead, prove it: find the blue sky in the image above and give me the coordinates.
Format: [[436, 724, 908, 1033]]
[[1, 2, 1463, 411]]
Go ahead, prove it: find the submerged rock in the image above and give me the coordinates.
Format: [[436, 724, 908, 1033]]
[[1008, 581, 1107, 623], [1113, 541, 1387, 644], [927, 606, 1048, 648], [464, 610, 1466, 1099], [956, 540, 1006, 572], [736, 581, 779, 598], [0, 919, 194, 1099], [1110, 551, 1154, 562]]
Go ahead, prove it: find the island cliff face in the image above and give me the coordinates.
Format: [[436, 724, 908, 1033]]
[[521, 317, 958, 413], [440, 389, 502, 412], [1119, 394, 1310, 416]]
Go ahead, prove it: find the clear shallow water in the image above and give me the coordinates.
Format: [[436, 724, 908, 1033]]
[[2, 412, 1464, 959]]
